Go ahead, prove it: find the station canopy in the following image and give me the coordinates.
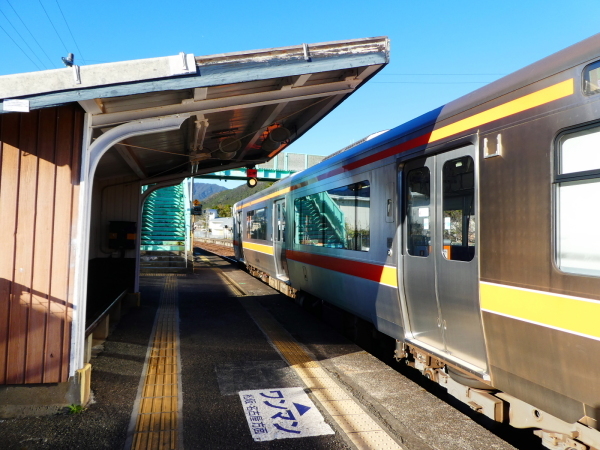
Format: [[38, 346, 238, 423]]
[[0, 37, 389, 184]]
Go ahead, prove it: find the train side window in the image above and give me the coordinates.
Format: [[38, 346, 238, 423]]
[[583, 60, 600, 96], [276, 202, 286, 242], [406, 167, 431, 257], [323, 185, 350, 249], [559, 127, 600, 173], [442, 156, 476, 261], [555, 126, 600, 276], [294, 181, 370, 251], [295, 193, 325, 246], [353, 181, 370, 250], [246, 208, 267, 240]]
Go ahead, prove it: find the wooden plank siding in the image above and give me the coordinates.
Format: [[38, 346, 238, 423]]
[[0, 113, 20, 385], [8, 108, 38, 384], [0, 104, 84, 385], [27, 108, 56, 384]]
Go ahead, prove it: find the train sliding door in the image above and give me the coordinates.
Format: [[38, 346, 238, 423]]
[[273, 199, 289, 279], [402, 145, 488, 371], [435, 148, 487, 369], [403, 158, 444, 350]]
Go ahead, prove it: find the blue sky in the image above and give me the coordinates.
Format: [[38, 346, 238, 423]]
[[1, 1, 599, 188]]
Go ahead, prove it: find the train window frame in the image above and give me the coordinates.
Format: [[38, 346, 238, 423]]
[[441, 156, 476, 262], [293, 179, 371, 252], [556, 125, 600, 176], [406, 166, 431, 257], [554, 124, 600, 277], [246, 207, 268, 241], [583, 60, 600, 96]]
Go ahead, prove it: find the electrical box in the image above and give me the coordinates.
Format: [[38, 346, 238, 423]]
[[108, 221, 137, 250]]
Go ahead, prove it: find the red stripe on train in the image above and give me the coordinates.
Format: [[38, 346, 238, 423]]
[[286, 250, 386, 284], [316, 132, 431, 181]]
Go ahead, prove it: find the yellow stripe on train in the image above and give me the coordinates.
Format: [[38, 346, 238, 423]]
[[480, 281, 600, 341], [242, 241, 275, 255], [379, 265, 398, 288], [235, 186, 291, 211], [430, 79, 574, 142]]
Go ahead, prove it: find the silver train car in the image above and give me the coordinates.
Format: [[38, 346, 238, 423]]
[[233, 34, 600, 450]]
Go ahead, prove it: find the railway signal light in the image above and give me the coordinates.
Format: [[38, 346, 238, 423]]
[[247, 168, 258, 188]]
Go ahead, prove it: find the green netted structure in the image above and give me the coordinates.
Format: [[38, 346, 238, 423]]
[[140, 184, 189, 273], [141, 184, 186, 251]]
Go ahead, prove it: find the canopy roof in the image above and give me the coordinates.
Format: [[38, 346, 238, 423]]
[[0, 37, 389, 183]]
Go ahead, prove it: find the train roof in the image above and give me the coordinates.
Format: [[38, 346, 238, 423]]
[[440, 33, 600, 124], [237, 33, 600, 208]]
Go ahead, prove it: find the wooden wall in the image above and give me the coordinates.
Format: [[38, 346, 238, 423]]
[[0, 104, 83, 385]]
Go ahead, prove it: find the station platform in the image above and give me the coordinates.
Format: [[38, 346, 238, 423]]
[[0, 250, 542, 450]]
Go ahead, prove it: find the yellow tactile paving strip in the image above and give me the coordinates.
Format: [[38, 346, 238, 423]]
[[197, 256, 403, 449], [140, 273, 187, 277], [239, 299, 403, 449], [127, 274, 183, 450]]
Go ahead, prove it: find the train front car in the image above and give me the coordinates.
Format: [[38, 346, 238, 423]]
[[235, 34, 600, 450]]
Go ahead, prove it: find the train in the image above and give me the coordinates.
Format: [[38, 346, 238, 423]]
[[232, 34, 600, 450]]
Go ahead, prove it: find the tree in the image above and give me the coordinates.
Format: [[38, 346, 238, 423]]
[[215, 204, 232, 218]]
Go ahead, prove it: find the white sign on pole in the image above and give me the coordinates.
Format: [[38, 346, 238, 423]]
[[239, 387, 334, 441]]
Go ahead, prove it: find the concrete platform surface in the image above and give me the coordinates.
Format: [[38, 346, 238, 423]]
[[0, 251, 544, 450]]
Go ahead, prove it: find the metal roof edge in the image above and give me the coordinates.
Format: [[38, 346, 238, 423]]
[[0, 37, 389, 112], [0, 53, 196, 99], [194, 36, 389, 65]]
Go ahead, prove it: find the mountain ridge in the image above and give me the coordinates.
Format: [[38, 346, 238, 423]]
[[193, 181, 227, 201], [201, 181, 273, 214]]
